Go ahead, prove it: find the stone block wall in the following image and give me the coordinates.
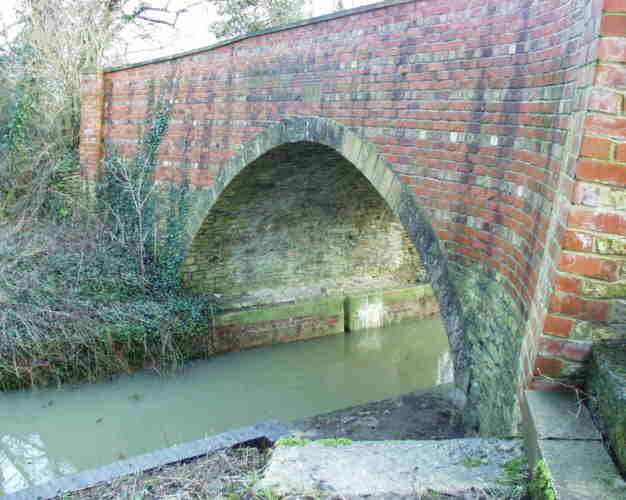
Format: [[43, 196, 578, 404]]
[[345, 286, 439, 331], [182, 142, 424, 296], [212, 297, 345, 352], [534, 0, 626, 389]]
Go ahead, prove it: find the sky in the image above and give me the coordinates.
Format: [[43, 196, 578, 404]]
[[1, 0, 379, 63]]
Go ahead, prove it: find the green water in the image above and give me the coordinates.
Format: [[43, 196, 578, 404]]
[[0, 316, 451, 494]]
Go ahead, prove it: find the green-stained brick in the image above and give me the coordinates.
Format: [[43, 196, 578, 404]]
[[582, 280, 626, 299]]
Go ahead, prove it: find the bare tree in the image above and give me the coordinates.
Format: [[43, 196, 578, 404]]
[[208, 0, 308, 39]]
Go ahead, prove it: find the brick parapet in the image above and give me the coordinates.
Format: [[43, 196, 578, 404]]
[[79, 70, 105, 185], [101, 0, 599, 317], [535, 0, 626, 387]]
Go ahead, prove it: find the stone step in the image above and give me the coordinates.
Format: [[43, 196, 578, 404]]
[[257, 438, 526, 498], [587, 342, 626, 475], [522, 390, 625, 499]]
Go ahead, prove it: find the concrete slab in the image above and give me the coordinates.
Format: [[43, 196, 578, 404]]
[[525, 390, 601, 440], [587, 342, 626, 474], [257, 438, 525, 498], [537, 440, 626, 500], [523, 390, 625, 500]]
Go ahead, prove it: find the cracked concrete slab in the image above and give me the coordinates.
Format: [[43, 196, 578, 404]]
[[257, 438, 524, 498]]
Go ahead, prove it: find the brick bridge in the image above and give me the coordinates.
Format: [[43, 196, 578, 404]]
[[80, 0, 626, 434]]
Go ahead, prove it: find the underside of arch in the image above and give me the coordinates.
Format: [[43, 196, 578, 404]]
[[182, 116, 470, 406]]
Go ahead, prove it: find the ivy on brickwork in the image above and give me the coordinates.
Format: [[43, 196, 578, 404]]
[[99, 80, 192, 291], [0, 79, 215, 391]]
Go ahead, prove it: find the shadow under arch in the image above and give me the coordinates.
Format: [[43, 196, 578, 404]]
[[183, 115, 471, 407]]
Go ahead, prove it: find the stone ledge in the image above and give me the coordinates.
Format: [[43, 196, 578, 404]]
[[522, 390, 625, 499], [3, 421, 288, 500], [257, 438, 525, 498], [345, 285, 438, 332], [586, 342, 626, 475]]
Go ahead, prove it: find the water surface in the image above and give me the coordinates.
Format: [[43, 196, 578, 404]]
[[0, 316, 451, 494]]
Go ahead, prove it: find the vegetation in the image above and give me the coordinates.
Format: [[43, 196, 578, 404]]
[[56, 446, 269, 499], [209, 0, 307, 39], [275, 437, 311, 447], [0, 215, 218, 390], [317, 438, 353, 446], [529, 460, 556, 500], [0, 0, 326, 390]]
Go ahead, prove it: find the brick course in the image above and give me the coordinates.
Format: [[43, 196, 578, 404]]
[[538, 0, 626, 386]]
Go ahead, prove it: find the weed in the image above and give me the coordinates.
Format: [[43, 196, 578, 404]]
[[460, 455, 488, 468], [501, 455, 528, 483], [529, 459, 556, 500]]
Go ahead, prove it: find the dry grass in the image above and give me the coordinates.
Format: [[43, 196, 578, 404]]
[[56, 447, 269, 500], [0, 215, 216, 391]]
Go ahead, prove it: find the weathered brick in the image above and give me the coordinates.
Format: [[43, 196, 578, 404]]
[[604, 0, 626, 12], [538, 336, 593, 362], [533, 355, 564, 377], [568, 206, 626, 236], [601, 15, 626, 37], [573, 182, 626, 210], [563, 230, 594, 252], [598, 37, 626, 63], [596, 63, 626, 90], [543, 315, 574, 337], [555, 274, 582, 294], [616, 143, 626, 162], [585, 114, 626, 139], [580, 136, 612, 160], [576, 159, 626, 185], [559, 252, 621, 281], [550, 294, 609, 321]]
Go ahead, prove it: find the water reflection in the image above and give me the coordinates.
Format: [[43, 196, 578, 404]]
[[0, 316, 451, 494], [0, 434, 76, 495], [436, 351, 454, 385]]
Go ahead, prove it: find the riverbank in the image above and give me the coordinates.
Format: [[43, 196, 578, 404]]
[[0, 218, 216, 391], [52, 387, 516, 499]]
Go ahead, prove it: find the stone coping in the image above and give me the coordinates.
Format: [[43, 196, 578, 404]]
[[216, 283, 434, 314], [104, 0, 416, 73], [522, 390, 625, 499], [3, 421, 288, 500]]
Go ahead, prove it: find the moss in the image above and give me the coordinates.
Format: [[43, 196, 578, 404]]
[[529, 460, 556, 500], [317, 438, 353, 446], [275, 437, 310, 447], [214, 296, 344, 326], [502, 456, 528, 482], [460, 456, 488, 468]]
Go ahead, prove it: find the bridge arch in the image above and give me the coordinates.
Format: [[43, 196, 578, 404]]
[[182, 115, 470, 401]]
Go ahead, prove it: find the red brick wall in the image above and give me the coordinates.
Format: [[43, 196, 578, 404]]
[[535, 0, 626, 389], [79, 70, 104, 184], [80, 0, 615, 392]]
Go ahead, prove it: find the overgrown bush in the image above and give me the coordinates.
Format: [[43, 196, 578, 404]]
[[0, 214, 217, 391]]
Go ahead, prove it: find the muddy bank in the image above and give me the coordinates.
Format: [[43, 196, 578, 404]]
[[286, 383, 465, 441]]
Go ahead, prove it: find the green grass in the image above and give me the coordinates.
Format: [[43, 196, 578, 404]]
[[460, 455, 488, 468], [275, 437, 310, 447]]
